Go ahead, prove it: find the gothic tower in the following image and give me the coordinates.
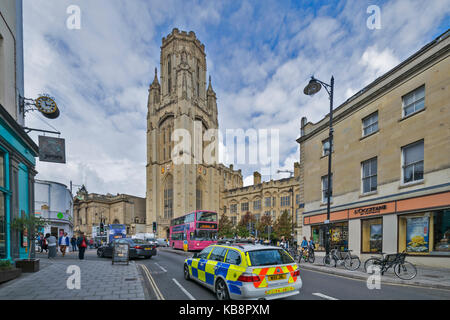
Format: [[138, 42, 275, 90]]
[[146, 29, 221, 238]]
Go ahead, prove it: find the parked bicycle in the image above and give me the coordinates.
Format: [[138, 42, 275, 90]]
[[299, 247, 315, 263], [323, 247, 361, 270], [364, 250, 417, 280]]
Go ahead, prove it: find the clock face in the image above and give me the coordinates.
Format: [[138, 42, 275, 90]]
[[36, 96, 57, 114], [35, 96, 60, 119]]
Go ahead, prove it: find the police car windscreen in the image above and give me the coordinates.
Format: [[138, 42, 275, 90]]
[[248, 249, 294, 266]]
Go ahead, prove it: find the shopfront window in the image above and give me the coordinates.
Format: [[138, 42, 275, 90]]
[[311, 222, 348, 252], [361, 218, 382, 253], [399, 210, 450, 255]]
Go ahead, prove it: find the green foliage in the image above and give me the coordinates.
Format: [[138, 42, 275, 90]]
[[218, 214, 234, 238], [10, 215, 49, 260], [0, 260, 13, 270], [273, 210, 293, 240], [236, 212, 254, 238]]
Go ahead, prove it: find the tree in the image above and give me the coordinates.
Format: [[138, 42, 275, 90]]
[[256, 214, 273, 240], [10, 215, 49, 260], [236, 212, 254, 238], [218, 214, 234, 238], [273, 210, 293, 241]]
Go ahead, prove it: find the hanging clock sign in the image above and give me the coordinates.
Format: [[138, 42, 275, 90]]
[[35, 95, 60, 119]]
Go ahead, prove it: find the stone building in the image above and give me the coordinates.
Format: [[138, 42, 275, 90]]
[[221, 163, 303, 240], [146, 29, 243, 238], [0, 0, 39, 262], [297, 31, 450, 267], [73, 187, 146, 238], [146, 29, 303, 240]]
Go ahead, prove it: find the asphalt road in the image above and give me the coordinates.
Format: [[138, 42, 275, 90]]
[[137, 248, 450, 301]]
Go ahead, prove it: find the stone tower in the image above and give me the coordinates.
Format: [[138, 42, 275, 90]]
[[146, 29, 221, 238]]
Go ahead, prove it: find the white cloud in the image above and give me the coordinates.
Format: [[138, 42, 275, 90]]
[[22, 0, 450, 197]]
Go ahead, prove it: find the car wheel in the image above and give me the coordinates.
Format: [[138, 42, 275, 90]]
[[184, 264, 190, 281], [215, 278, 230, 300]]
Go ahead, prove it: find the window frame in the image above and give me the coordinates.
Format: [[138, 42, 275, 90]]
[[402, 85, 425, 118], [362, 111, 379, 137], [401, 140, 424, 185], [361, 157, 378, 194]]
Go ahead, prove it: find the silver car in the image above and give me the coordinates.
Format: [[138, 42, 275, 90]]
[[184, 244, 302, 300]]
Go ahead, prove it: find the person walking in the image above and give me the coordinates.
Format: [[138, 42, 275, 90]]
[[47, 233, 57, 259], [41, 234, 48, 253], [71, 235, 77, 252], [77, 233, 88, 260], [59, 232, 69, 256]]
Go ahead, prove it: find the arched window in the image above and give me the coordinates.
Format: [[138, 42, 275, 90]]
[[164, 175, 173, 219], [113, 219, 120, 224]]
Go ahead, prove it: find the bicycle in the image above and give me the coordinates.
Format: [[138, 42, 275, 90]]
[[287, 245, 299, 261], [323, 247, 361, 270], [299, 247, 315, 263], [364, 251, 417, 280]]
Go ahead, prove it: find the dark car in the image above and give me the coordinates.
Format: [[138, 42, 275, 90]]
[[97, 238, 157, 259]]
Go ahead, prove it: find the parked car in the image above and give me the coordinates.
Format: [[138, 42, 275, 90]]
[[97, 238, 157, 259], [156, 238, 168, 247], [184, 243, 302, 300]]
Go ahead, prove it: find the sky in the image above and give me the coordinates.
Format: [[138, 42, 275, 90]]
[[22, 0, 450, 197]]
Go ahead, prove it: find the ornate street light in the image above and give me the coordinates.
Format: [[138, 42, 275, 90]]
[[303, 75, 335, 260]]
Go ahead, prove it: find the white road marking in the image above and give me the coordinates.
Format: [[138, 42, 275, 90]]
[[313, 292, 339, 300], [154, 262, 167, 272], [172, 278, 196, 300]]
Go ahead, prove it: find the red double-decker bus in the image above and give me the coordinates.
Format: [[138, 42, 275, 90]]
[[169, 210, 218, 251]]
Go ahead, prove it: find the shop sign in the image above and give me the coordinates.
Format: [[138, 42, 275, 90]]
[[38, 136, 66, 163], [353, 205, 386, 216]]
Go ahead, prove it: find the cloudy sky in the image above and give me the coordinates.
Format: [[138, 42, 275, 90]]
[[23, 0, 450, 197]]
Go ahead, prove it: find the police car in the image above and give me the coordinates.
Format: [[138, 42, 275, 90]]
[[183, 243, 302, 300]]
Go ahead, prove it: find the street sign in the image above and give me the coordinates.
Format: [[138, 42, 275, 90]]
[[38, 136, 66, 163], [324, 220, 330, 224], [112, 242, 129, 265]]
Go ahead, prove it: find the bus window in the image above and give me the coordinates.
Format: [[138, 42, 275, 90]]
[[196, 211, 217, 222], [192, 230, 217, 241]]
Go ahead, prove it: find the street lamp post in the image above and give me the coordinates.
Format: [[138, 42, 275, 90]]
[[288, 187, 294, 247], [303, 76, 334, 257]]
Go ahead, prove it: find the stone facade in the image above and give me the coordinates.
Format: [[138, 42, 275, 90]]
[[297, 31, 450, 267], [73, 189, 146, 238], [145, 29, 243, 238], [146, 29, 304, 239], [221, 163, 303, 240]]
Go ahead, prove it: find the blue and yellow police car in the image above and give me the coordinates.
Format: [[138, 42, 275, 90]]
[[184, 243, 302, 300]]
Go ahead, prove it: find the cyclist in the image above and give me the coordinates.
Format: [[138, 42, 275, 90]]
[[300, 236, 308, 258], [308, 236, 315, 256]]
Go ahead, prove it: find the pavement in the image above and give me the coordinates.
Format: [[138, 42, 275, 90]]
[[0, 249, 147, 300], [297, 253, 450, 291], [158, 247, 450, 291]]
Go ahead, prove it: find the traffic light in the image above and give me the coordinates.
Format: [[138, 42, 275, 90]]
[[152, 222, 157, 233], [100, 222, 104, 235]]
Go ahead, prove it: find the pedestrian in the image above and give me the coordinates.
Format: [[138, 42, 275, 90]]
[[41, 234, 48, 253], [59, 232, 69, 256], [71, 235, 77, 252], [47, 233, 57, 259], [77, 233, 88, 260], [89, 238, 94, 249]]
